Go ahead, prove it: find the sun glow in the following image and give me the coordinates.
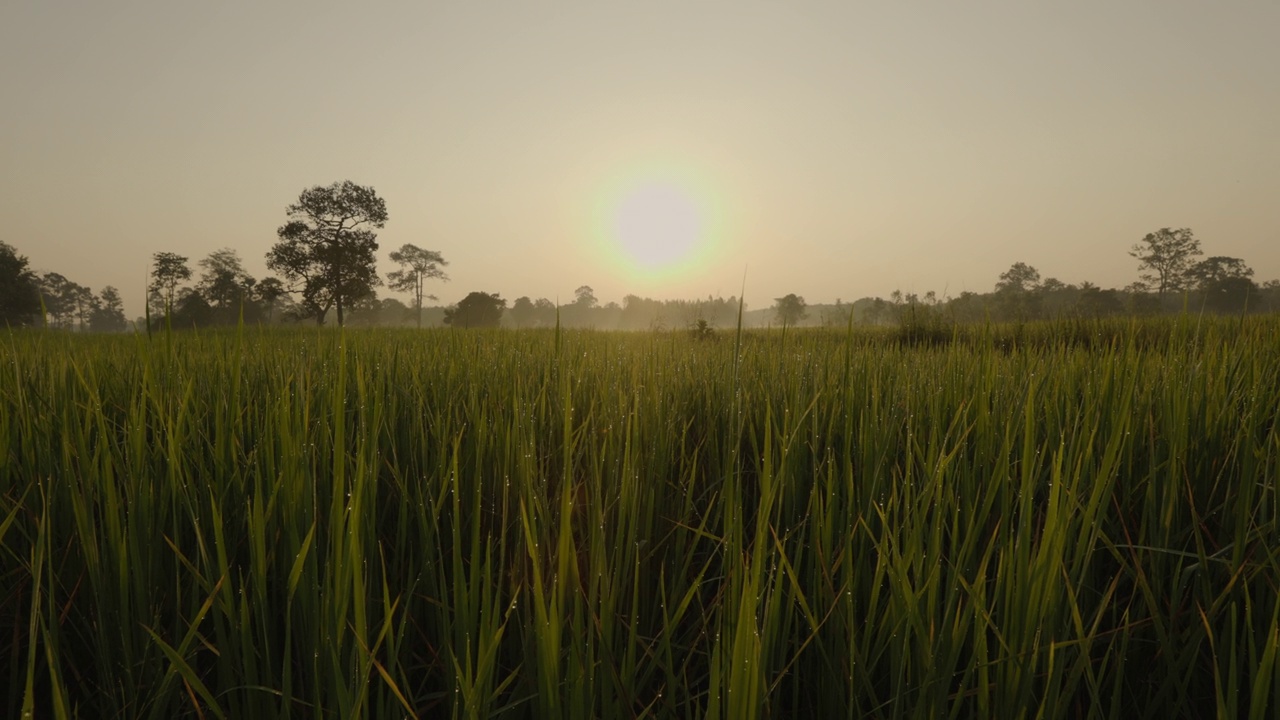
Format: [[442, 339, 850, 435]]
[[614, 182, 701, 270], [596, 167, 720, 280]]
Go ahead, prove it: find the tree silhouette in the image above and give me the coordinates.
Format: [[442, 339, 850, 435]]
[[444, 291, 506, 328], [995, 262, 1043, 320], [1189, 256, 1258, 313], [149, 252, 192, 316], [1187, 256, 1253, 289], [773, 293, 808, 328], [509, 296, 536, 328], [1131, 228, 1202, 294], [195, 245, 256, 313], [0, 241, 41, 327], [89, 286, 128, 332], [38, 272, 76, 328], [574, 285, 598, 308], [386, 244, 448, 328], [267, 181, 387, 326], [254, 277, 289, 323], [995, 262, 1042, 293]]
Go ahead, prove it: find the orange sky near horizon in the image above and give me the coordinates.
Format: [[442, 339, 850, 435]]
[[2, 1, 1277, 318]]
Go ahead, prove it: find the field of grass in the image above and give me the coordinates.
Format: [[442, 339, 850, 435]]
[[2, 316, 1279, 718]]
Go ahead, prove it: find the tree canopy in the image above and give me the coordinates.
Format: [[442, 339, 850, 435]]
[[444, 291, 506, 328], [149, 252, 192, 315], [995, 262, 1042, 294], [574, 285, 598, 308], [774, 293, 808, 328], [1131, 228, 1202, 294], [89, 286, 128, 332], [197, 249, 256, 311], [266, 181, 387, 326], [0, 241, 41, 327]]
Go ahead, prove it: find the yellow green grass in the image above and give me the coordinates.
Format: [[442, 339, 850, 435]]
[[2, 316, 1278, 718]]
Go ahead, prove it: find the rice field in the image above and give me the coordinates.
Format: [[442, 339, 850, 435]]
[[2, 316, 1279, 718]]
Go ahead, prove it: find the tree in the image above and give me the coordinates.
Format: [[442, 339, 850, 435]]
[[344, 290, 384, 326], [149, 252, 192, 315], [254, 277, 289, 323], [443, 291, 506, 328], [1130, 228, 1202, 294], [533, 298, 557, 327], [508, 296, 536, 328], [574, 285, 598, 308], [378, 297, 413, 325], [994, 262, 1043, 320], [946, 291, 987, 324], [266, 181, 387, 326], [1075, 286, 1124, 318], [1202, 276, 1257, 314], [1187, 256, 1253, 289], [1188, 257, 1257, 313], [170, 289, 214, 328], [994, 262, 1042, 293], [197, 248, 256, 318], [386, 243, 448, 328], [89, 286, 128, 332], [821, 299, 854, 328], [1039, 277, 1067, 293], [67, 281, 94, 330], [773, 293, 808, 328], [0, 241, 41, 327], [1123, 282, 1163, 315], [38, 272, 75, 328], [1260, 279, 1280, 313]]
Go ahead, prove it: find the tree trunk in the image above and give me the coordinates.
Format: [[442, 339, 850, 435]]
[[415, 278, 423, 328]]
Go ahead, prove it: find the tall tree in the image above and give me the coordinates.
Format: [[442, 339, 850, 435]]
[[1130, 228, 1202, 294], [0, 241, 42, 327], [266, 181, 387, 326], [67, 281, 94, 330], [149, 252, 192, 315], [38, 272, 74, 328], [197, 248, 256, 317], [386, 244, 448, 328], [89, 286, 128, 332], [773, 293, 808, 328]]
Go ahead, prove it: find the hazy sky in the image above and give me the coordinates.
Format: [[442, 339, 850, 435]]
[[3, 1, 1277, 317]]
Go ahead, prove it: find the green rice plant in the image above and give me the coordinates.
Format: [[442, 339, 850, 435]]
[[1, 315, 1278, 717]]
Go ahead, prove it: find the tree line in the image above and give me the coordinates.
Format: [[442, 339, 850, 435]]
[[2, 181, 1276, 331], [766, 227, 1277, 329], [0, 244, 129, 331], [1, 182, 450, 330]]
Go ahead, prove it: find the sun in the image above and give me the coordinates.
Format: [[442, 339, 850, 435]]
[[612, 181, 703, 271], [590, 163, 723, 282], [588, 163, 721, 279]]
